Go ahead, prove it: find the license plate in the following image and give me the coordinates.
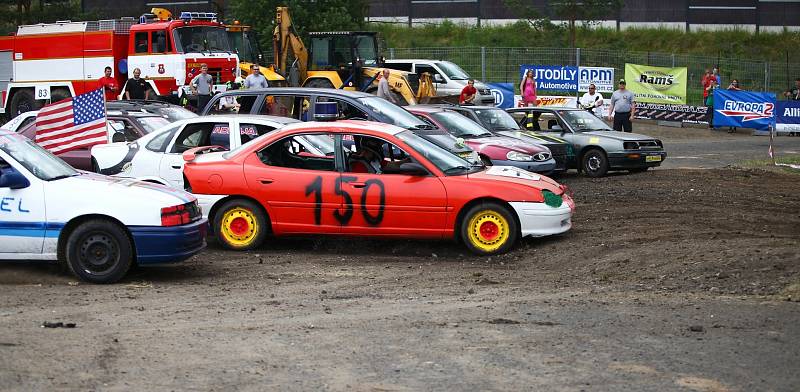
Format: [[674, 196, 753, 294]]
[[458, 152, 472, 159], [645, 155, 662, 162]]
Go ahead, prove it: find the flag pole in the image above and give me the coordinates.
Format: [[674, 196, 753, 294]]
[[769, 124, 776, 166]]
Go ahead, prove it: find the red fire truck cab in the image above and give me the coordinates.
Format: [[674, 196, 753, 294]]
[[0, 11, 238, 119]]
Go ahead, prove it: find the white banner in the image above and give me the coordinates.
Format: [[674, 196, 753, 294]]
[[578, 66, 615, 93]]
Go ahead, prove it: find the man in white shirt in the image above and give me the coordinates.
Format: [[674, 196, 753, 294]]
[[244, 64, 269, 89], [579, 83, 604, 117]]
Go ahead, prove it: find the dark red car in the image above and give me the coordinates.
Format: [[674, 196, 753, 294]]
[[408, 106, 557, 174]]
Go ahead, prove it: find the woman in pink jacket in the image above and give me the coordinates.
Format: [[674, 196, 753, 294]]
[[520, 70, 538, 106]]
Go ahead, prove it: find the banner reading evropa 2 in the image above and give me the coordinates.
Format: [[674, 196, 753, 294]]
[[624, 63, 687, 104], [712, 90, 776, 130]]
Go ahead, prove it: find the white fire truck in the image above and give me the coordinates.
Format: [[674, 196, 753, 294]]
[[0, 10, 238, 119]]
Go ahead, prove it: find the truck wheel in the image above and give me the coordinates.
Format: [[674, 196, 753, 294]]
[[460, 202, 518, 256], [582, 149, 608, 178], [214, 199, 268, 251], [305, 79, 335, 89], [63, 219, 133, 284], [9, 90, 42, 117]]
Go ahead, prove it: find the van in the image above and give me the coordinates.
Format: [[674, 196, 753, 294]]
[[383, 59, 495, 105]]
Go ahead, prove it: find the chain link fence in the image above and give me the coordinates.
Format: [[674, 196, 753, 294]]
[[388, 47, 800, 106]]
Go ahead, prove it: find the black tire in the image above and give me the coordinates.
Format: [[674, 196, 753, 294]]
[[50, 88, 71, 104], [213, 199, 268, 251], [304, 78, 335, 89], [459, 202, 519, 256], [63, 219, 133, 284], [582, 149, 608, 178], [8, 89, 43, 118]]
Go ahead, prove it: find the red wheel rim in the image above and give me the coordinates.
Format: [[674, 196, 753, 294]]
[[479, 221, 499, 241], [229, 216, 250, 236]]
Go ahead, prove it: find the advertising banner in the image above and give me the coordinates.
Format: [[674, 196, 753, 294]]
[[776, 100, 800, 133], [712, 90, 776, 130], [578, 66, 615, 93], [634, 102, 708, 123], [488, 82, 514, 109], [624, 63, 688, 104], [519, 65, 578, 92]]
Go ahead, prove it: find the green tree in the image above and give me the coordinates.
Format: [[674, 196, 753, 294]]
[[551, 0, 622, 48]]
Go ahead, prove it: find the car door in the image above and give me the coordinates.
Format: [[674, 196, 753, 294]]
[[160, 120, 234, 188], [339, 133, 447, 237], [242, 132, 341, 235], [0, 152, 47, 255]]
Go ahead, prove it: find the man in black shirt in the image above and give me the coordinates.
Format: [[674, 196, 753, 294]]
[[785, 78, 800, 100], [124, 68, 150, 100]]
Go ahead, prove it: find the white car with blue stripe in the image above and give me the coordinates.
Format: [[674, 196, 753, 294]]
[[0, 129, 207, 283]]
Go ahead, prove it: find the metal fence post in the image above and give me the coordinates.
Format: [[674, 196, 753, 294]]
[[765, 61, 770, 92], [481, 47, 486, 81], [576, 47, 581, 100], [389, 48, 395, 60], [672, 54, 675, 67]]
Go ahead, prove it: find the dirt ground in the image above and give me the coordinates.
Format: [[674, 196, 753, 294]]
[[1, 167, 799, 391]]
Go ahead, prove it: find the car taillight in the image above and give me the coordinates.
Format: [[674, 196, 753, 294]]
[[161, 202, 198, 226]]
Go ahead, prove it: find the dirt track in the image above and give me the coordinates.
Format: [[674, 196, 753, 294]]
[[1, 168, 799, 391]]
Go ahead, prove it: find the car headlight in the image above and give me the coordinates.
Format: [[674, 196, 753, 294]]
[[506, 151, 533, 161], [623, 141, 639, 150]]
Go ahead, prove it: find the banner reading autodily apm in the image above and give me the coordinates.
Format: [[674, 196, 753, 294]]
[[520, 65, 615, 93], [624, 63, 687, 104], [712, 90, 776, 130]]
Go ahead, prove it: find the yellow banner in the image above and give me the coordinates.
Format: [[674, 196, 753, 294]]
[[624, 63, 687, 104]]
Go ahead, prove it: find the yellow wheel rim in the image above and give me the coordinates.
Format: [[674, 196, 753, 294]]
[[220, 207, 259, 247], [466, 209, 510, 253]]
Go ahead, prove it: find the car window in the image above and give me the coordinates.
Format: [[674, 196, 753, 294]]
[[108, 119, 140, 142], [209, 95, 244, 115], [145, 124, 181, 152], [170, 122, 228, 153], [387, 62, 412, 72], [258, 95, 310, 120], [416, 64, 441, 79], [315, 97, 368, 121], [239, 123, 276, 146], [343, 134, 417, 175], [558, 110, 612, 132], [256, 133, 336, 172], [133, 116, 170, 134], [537, 112, 563, 132]]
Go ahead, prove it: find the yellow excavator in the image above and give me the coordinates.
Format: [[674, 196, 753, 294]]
[[271, 6, 436, 105], [225, 21, 285, 85]]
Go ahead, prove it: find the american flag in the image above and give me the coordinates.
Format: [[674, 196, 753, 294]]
[[35, 88, 107, 154]]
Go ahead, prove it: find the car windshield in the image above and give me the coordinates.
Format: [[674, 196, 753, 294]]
[[357, 97, 431, 129], [0, 132, 77, 181], [150, 106, 198, 122], [430, 111, 492, 138], [173, 26, 231, 53], [474, 108, 521, 130], [435, 62, 471, 80], [396, 130, 476, 175], [134, 116, 171, 134], [558, 110, 612, 132]]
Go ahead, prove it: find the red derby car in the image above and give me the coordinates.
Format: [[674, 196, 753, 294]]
[[183, 121, 575, 255]]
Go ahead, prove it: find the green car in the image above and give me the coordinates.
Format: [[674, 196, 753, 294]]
[[507, 107, 667, 177]]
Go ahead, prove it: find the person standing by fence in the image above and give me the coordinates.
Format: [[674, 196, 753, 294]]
[[705, 78, 719, 129], [785, 79, 800, 100], [519, 70, 537, 107], [607, 79, 635, 132], [726, 79, 741, 133]]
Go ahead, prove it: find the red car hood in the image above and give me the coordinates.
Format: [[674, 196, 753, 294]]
[[464, 136, 547, 155]]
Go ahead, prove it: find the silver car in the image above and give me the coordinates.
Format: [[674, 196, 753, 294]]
[[507, 107, 667, 177], [383, 59, 495, 105]]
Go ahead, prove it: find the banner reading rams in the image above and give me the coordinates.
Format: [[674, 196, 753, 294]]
[[488, 83, 514, 109], [712, 90, 776, 130], [624, 63, 687, 104]]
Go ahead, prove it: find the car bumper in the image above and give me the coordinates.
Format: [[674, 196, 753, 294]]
[[509, 199, 573, 237], [490, 158, 557, 174], [128, 218, 208, 264], [608, 151, 667, 169]]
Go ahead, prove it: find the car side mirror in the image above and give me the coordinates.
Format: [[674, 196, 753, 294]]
[[433, 74, 444, 83], [551, 125, 563, 132], [112, 131, 126, 143], [398, 162, 428, 176], [0, 166, 30, 189]]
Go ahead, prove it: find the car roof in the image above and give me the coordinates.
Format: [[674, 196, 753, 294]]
[[405, 106, 446, 114], [106, 110, 164, 118], [215, 88, 375, 99], [186, 114, 301, 124], [384, 59, 445, 63], [279, 120, 406, 136]]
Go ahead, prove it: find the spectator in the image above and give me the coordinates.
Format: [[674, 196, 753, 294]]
[[579, 83, 604, 117], [705, 78, 719, 129], [459, 79, 477, 105], [785, 78, 800, 100], [712, 66, 722, 86], [123, 68, 149, 100], [702, 69, 713, 102], [98, 66, 118, 101], [607, 79, 635, 133], [190, 63, 214, 113], [726, 79, 741, 133], [519, 69, 538, 107], [245, 64, 269, 89], [376, 69, 398, 104]]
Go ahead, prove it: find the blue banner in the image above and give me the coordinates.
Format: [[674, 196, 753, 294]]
[[488, 83, 514, 109], [712, 90, 776, 130], [776, 100, 800, 125], [520, 65, 578, 92]]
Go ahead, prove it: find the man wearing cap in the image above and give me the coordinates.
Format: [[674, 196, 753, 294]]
[[607, 79, 636, 133]]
